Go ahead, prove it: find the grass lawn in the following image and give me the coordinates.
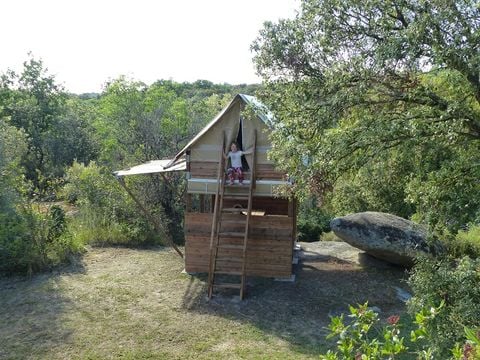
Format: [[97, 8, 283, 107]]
[[0, 245, 408, 359]]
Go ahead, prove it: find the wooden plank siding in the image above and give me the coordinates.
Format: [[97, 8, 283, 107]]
[[190, 161, 285, 180], [185, 212, 294, 277], [222, 197, 289, 216]]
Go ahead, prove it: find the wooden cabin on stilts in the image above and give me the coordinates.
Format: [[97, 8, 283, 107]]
[[115, 94, 296, 300]]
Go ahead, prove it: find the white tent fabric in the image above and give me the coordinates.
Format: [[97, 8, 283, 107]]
[[114, 94, 275, 176], [168, 94, 275, 167], [114, 159, 186, 177]]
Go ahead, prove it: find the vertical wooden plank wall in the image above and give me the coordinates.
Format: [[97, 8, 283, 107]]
[[185, 150, 295, 278], [185, 208, 294, 278]]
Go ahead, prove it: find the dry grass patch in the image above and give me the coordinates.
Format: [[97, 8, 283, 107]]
[[0, 244, 408, 359]]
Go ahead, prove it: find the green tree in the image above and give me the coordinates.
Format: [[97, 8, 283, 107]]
[[78, 78, 197, 243], [0, 120, 27, 213], [0, 57, 66, 194], [0, 119, 78, 274], [66, 78, 260, 246], [408, 256, 480, 356], [43, 96, 99, 179], [252, 0, 480, 232], [1, 56, 96, 197]]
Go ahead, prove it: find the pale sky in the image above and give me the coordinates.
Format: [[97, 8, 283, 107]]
[[1, 0, 299, 94]]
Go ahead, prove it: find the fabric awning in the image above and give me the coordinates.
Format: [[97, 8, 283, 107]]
[[114, 159, 186, 177]]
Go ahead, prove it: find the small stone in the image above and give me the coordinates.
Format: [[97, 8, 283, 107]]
[[393, 286, 412, 303], [368, 306, 382, 314]]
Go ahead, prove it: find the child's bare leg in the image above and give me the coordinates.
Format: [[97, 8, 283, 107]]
[[227, 168, 235, 185], [237, 168, 244, 184]]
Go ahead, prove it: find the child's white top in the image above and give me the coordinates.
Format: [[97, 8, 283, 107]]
[[228, 150, 243, 168]]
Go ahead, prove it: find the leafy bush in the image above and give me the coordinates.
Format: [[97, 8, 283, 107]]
[[297, 203, 333, 242], [406, 149, 480, 235], [0, 120, 83, 274], [320, 231, 341, 242], [328, 155, 416, 221], [321, 302, 480, 360], [0, 204, 82, 274], [408, 256, 480, 357], [0, 120, 27, 210], [448, 225, 480, 258], [321, 303, 406, 359], [62, 161, 159, 246]]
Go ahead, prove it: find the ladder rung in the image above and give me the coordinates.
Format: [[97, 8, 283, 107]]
[[217, 244, 244, 250], [213, 283, 242, 289], [222, 208, 245, 213], [208, 133, 256, 301], [223, 195, 249, 200], [221, 220, 247, 225], [215, 257, 243, 262], [219, 232, 245, 238], [225, 184, 251, 188], [214, 270, 242, 275]]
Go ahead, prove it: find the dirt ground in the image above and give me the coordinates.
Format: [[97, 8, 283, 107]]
[[0, 241, 411, 359]]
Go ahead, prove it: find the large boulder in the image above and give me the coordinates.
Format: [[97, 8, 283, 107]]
[[330, 212, 443, 267]]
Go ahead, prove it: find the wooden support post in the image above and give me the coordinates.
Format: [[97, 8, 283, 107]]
[[288, 199, 293, 218], [199, 194, 205, 213], [292, 198, 297, 243], [211, 195, 215, 213], [186, 193, 192, 212], [289, 197, 297, 261], [116, 176, 184, 258]]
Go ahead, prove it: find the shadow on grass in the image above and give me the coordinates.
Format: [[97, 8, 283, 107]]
[[0, 258, 86, 359], [181, 253, 409, 357], [0, 245, 410, 359]]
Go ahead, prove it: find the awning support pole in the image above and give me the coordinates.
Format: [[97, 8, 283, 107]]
[[116, 176, 184, 258]]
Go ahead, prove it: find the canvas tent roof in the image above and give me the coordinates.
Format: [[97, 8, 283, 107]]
[[114, 159, 186, 177], [239, 94, 275, 126], [114, 94, 273, 176], [168, 94, 274, 166]]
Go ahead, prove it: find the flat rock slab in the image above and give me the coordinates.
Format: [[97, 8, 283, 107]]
[[298, 241, 402, 269], [298, 241, 362, 264], [330, 211, 443, 267]]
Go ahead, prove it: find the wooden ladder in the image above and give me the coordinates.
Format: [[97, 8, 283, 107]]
[[208, 131, 257, 300]]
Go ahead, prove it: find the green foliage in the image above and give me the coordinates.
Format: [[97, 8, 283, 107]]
[[95, 77, 194, 168], [297, 200, 333, 242], [450, 225, 480, 258], [1, 57, 66, 194], [408, 256, 480, 357], [321, 303, 407, 359], [42, 97, 99, 180], [0, 204, 82, 274], [0, 120, 28, 212], [1, 56, 97, 197], [1, 121, 76, 274], [1, 55, 262, 271], [93, 78, 193, 243], [63, 161, 157, 246], [151, 79, 260, 104], [461, 326, 480, 360], [189, 92, 232, 135], [327, 147, 417, 219], [320, 231, 341, 242], [252, 0, 480, 234], [321, 302, 480, 360], [406, 145, 480, 234]]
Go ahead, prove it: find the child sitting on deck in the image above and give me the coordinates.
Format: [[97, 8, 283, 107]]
[[224, 142, 252, 185]]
